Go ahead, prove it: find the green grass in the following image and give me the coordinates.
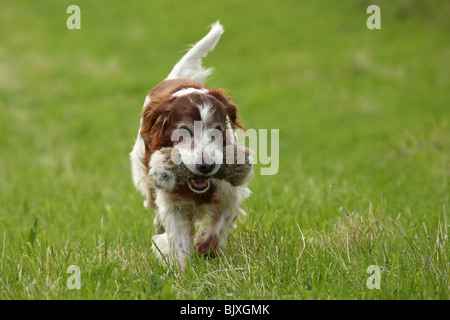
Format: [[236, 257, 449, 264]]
[[0, 0, 448, 299]]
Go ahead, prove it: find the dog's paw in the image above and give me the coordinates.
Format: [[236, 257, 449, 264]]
[[194, 227, 220, 258], [149, 149, 177, 191]]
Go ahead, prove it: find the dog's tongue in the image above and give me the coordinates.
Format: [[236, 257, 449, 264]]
[[192, 177, 209, 188]]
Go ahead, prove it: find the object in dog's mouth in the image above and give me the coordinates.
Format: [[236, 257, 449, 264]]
[[151, 146, 253, 192], [188, 177, 211, 193]]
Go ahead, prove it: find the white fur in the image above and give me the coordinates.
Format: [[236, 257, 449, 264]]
[[130, 96, 156, 210], [172, 87, 209, 97], [149, 151, 177, 191], [167, 21, 224, 82], [198, 102, 213, 126], [130, 21, 252, 272]]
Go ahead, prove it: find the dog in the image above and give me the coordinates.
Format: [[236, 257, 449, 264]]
[[130, 22, 252, 271]]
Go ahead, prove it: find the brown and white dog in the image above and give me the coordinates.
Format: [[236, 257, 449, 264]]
[[130, 22, 252, 271]]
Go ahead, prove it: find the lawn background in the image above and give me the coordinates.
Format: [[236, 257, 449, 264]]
[[0, 0, 448, 299]]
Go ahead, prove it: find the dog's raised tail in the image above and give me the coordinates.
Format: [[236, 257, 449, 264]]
[[167, 21, 224, 83]]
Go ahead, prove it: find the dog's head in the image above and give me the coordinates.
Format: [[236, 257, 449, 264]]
[[141, 85, 243, 193]]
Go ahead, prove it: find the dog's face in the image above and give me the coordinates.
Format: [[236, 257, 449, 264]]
[[141, 88, 242, 193]]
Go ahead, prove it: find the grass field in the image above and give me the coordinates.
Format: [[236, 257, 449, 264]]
[[0, 0, 448, 300]]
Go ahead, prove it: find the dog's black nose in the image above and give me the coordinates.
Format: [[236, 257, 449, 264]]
[[196, 163, 215, 175]]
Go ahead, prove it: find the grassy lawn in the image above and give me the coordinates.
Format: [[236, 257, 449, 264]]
[[0, 0, 448, 299]]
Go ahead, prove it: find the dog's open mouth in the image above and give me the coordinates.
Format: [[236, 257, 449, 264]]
[[188, 177, 211, 193]]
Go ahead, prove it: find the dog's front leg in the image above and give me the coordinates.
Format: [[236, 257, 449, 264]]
[[194, 208, 237, 258], [164, 211, 195, 272]]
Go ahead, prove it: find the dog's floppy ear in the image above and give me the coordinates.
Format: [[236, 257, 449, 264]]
[[140, 96, 174, 151], [208, 89, 244, 130]]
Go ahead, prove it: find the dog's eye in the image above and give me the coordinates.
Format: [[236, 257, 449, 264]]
[[215, 125, 223, 132]]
